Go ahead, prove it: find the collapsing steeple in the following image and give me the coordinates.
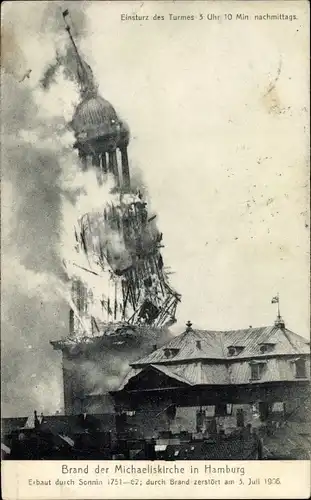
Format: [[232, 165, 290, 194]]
[[62, 10, 130, 191], [61, 10, 181, 340], [62, 9, 98, 98]]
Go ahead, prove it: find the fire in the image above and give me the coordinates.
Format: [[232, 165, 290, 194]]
[[41, 10, 181, 341]]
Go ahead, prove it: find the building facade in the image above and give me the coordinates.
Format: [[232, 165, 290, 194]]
[[112, 317, 310, 434]]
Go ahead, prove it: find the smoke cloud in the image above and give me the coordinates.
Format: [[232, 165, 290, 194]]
[[1, 2, 90, 417], [1, 1, 167, 417]]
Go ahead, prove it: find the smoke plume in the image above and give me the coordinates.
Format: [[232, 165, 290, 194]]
[[1, 2, 90, 417], [1, 1, 169, 417]]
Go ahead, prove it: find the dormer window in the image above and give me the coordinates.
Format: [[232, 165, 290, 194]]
[[227, 345, 244, 356], [164, 348, 179, 358], [250, 360, 267, 380], [293, 358, 307, 378], [259, 343, 275, 354]]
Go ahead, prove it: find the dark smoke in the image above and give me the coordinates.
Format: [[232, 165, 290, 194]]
[[1, 1, 175, 418], [40, 46, 84, 92], [1, 2, 89, 417], [40, 1, 93, 92], [40, 58, 62, 90], [1, 75, 68, 416]]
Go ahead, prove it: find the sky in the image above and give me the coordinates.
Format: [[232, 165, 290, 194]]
[[1, 1, 309, 417]]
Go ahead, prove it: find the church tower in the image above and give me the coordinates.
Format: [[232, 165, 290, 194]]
[[51, 11, 180, 415]]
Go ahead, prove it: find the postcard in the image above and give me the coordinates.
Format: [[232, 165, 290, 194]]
[[1, 1, 310, 499]]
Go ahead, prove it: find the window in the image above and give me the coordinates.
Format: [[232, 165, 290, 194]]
[[164, 348, 179, 358], [204, 406, 215, 417], [250, 362, 266, 380], [251, 403, 260, 416], [259, 401, 270, 422], [294, 359, 307, 378], [251, 364, 261, 380], [215, 403, 229, 416], [226, 404, 233, 416], [227, 345, 245, 356], [259, 343, 275, 354], [272, 402, 285, 413]]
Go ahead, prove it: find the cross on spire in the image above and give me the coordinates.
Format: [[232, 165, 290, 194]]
[[62, 9, 97, 97]]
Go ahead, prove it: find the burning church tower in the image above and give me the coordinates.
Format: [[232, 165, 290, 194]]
[[50, 11, 181, 415]]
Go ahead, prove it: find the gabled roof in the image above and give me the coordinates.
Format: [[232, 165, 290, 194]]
[[123, 364, 193, 388], [118, 355, 310, 390], [132, 325, 309, 367], [117, 361, 231, 391], [132, 328, 225, 366]]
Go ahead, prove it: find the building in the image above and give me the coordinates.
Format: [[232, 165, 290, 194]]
[[51, 326, 172, 414], [51, 13, 180, 415], [112, 316, 310, 437]]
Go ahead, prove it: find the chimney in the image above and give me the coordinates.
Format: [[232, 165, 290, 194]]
[[69, 309, 74, 335], [196, 340, 201, 350], [152, 344, 157, 352], [34, 410, 40, 429]]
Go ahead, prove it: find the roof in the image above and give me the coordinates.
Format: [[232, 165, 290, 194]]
[[263, 423, 311, 459], [71, 94, 121, 142], [1, 414, 116, 438], [51, 323, 172, 352], [1, 418, 27, 437], [164, 435, 260, 460], [132, 325, 310, 366], [114, 324, 310, 390], [118, 356, 310, 389], [117, 362, 229, 390]]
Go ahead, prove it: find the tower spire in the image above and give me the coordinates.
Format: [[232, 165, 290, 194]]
[[62, 9, 97, 97], [271, 293, 285, 328]]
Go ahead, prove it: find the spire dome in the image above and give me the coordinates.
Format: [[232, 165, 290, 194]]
[[62, 10, 130, 153], [71, 94, 120, 143], [71, 94, 130, 154]]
